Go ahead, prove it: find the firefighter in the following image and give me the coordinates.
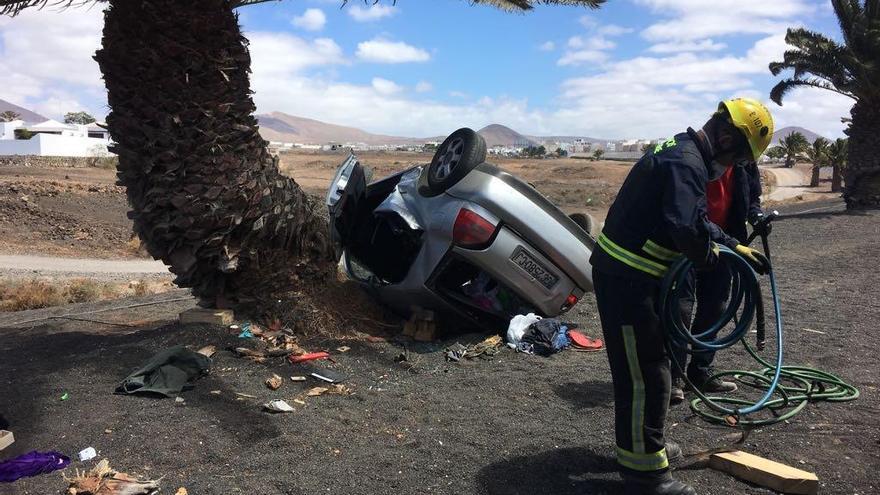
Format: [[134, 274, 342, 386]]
[[670, 157, 769, 404], [590, 98, 773, 495]]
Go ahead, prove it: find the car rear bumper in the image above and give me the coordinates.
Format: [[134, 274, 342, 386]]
[[453, 226, 582, 316]]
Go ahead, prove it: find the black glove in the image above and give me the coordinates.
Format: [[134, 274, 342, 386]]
[[750, 212, 772, 237]]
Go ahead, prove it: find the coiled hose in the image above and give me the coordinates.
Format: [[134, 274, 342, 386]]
[[659, 245, 859, 426]]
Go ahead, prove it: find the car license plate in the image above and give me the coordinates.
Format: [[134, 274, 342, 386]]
[[510, 246, 559, 290]]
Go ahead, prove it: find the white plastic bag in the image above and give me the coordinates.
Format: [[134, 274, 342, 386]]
[[506, 313, 542, 345]]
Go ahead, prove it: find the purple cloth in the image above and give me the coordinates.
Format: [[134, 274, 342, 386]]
[[0, 451, 70, 482]]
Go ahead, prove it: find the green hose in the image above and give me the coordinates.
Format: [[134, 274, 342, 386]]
[[661, 246, 859, 427]]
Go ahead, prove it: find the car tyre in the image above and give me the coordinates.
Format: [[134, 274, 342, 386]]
[[426, 128, 487, 193], [569, 212, 599, 249]]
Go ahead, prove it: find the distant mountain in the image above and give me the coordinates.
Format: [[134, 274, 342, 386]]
[[772, 126, 824, 145], [525, 135, 608, 145], [477, 124, 535, 147], [256, 112, 424, 146], [0, 98, 47, 123]]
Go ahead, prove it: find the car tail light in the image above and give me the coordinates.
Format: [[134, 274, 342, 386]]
[[561, 293, 579, 312], [452, 208, 498, 249]]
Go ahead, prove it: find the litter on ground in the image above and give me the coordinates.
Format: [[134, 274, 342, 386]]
[[0, 451, 70, 483], [263, 399, 295, 413], [65, 459, 160, 495]]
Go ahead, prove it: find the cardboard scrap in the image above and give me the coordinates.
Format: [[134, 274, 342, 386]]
[[710, 450, 818, 495], [263, 399, 295, 413], [0, 430, 13, 451], [195, 345, 216, 358]]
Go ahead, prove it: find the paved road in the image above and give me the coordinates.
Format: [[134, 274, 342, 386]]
[[0, 254, 170, 279], [763, 166, 810, 202]]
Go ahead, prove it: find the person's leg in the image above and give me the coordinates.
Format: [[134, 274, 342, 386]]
[[670, 271, 695, 405], [687, 264, 736, 392], [593, 270, 694, 494]]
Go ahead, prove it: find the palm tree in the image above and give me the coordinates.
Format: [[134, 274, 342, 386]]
[[827, 138, 849, 193], [805, 137, 830, 187], [0, 111, 20, 122], [775, 132, 809, 169], [769, 0, 880, 208], [1, 0, 603, 307]]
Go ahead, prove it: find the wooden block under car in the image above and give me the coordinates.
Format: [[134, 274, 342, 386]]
[[0, 430, 14, 451], [709, 450, 818, 495], [179, 308, 235, 326]]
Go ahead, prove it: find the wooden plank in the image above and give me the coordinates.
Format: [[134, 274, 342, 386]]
[[179, 308, 234, 326], [0, 430, 14, 451], [709, 450, 818, 495]]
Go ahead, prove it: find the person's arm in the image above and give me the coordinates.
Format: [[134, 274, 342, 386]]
[[660, 154, 719, 268], [746, 161, 764, 223]]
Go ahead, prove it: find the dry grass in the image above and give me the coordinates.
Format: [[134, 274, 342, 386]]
[[0, 277, 145, 312]]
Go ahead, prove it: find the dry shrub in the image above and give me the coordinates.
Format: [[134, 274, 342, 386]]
[[125, 235, 150, 258], [65, 279, 103, 304], [0, 279, 66, 312], [132, 280, 151, 297]]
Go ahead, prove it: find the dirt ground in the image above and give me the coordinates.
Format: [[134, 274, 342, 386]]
[[1, 198, 878, 494]]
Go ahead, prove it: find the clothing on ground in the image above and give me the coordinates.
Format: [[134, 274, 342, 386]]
[[521, 318, 573, 356], [115, 345, 211, 397], [0, 451, 70, 482]]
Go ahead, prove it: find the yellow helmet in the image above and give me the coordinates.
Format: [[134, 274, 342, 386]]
[[718, 98, 774, 160]]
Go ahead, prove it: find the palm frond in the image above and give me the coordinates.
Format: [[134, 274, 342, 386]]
[[770, 77, 857, 105], [0, 0, 97, 16]]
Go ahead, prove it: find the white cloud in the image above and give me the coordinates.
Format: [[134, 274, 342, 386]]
[[371, 77, 402, 95], [449, 91, 468, 98], [557, 49, 608, 66], [248, 33, 345, 77], [355, 38, 430, 63], [0, 8, 106, 119], [539, 41, 556, 51], [771, 88, 852, 138], [415, 81, 433, 93], [598, 24, 635, 36], [648, 39, 727, 53], [292, 8, 326, 31], [348, 4, 398, 22], [635, 0, 813, 41]]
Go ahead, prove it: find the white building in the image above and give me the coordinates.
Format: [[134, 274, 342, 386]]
[[0, 119, 112, 157]]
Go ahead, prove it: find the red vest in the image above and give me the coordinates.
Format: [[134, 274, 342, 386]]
[[707, 165, 735, 230]]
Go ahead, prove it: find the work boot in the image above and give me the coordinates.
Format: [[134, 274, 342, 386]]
[[670, 378, 685, 405], [689, 370, 737, 393], [665, 441, 683, 463], [621, 470, 696, 495]]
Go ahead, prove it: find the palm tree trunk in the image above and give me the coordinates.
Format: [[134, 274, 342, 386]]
[[844, 102, 880, 208], [809, 164, 821, 187], [785, 156, 794, 168], [831, 163, 843, 193], [94, 0, 333, 307]]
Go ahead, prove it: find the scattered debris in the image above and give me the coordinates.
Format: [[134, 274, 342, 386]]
[[0, 451, 70, 483], [175, 489, 188, 495], [293, 399, 306, 406], [237, 328, 253, 339], [263, 399, 295, 413], [446, 335, 504, 362], [290, 376, 307, 382], [195, 345, 216, 358], [65, 458, 160, 494], [506, 313, 542, 345], [61, 392, 70, 401], [234, 392, 257, 399], [289, 352, 330, 364], [104, 430, 112, 435], [210, 390, 221, 395], [179, 307, 234, 326], [802, 328, 826, 335], [78, 448, 97, 462], [307, 367, 346, 384], [174, 397, 185, 404], [710, 450, 818, 495], [115, 346, 211, 398], [444, 343, 468, 362], [568, 330, 604, 351], [265, 374, 283, 390], [336, 346, 351, 353], [304, 384, 351, 397], [0, 430, 13, 451]]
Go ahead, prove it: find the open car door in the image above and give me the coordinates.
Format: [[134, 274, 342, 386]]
[[326, 154, 366, 257]]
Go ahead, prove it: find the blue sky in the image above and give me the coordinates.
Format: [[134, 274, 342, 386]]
[[0, 0, 852, 139]]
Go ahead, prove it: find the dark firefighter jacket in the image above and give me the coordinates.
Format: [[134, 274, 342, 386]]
[[590, 128, 755, 282]]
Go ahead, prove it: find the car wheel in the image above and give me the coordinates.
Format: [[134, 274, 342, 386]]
[[569, 212, 599, 249], [427, 128, 487, 193]]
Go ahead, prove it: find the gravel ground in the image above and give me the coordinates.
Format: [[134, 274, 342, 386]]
[[1, 199, 878, 495]]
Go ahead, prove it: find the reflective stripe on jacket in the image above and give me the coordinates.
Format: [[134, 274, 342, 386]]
[[590, 129, 731, 281]]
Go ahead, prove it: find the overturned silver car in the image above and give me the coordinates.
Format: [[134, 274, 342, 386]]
[[326, 128, 597, 328]]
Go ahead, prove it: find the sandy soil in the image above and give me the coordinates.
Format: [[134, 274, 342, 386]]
[[0, 198, 877, 495]]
